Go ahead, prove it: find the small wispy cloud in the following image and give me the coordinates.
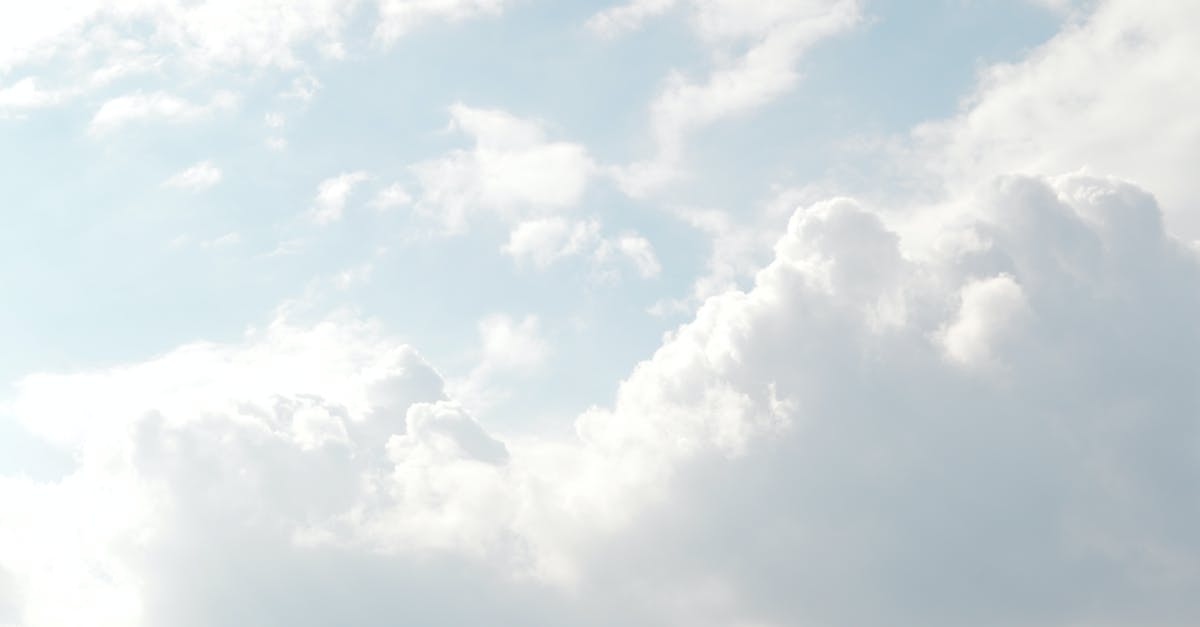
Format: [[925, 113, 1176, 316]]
[[310, 171, 370, 225], [162, 161, 222, 191]]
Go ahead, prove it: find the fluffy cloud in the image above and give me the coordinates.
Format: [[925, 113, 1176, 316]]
[[162, 161, 222, 191], [573, 173, 1200, 625], [650, 189, 808, 316], [4, 173, 1199, 626], [403, 104, 661, 280], [912, 0, 1200, 240]]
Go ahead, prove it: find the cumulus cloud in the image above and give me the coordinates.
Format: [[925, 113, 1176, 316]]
[[162, 161, 222, 191], [310, 171, 371, 225], [912, 0, 1200, 239], [4, 173, 1199, 625], [938, 273, 1030, 369], [4, 2, 1199, 625]]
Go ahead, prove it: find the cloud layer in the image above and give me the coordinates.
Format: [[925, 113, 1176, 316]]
[[5, 172, 1199, 626]]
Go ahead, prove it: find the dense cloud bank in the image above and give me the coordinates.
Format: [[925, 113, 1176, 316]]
[[3, 173, 1197, 626]]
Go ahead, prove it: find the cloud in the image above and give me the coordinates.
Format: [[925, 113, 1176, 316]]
[[476, 313, 549, 373], [0, 1, 354, 75], [601, 233, 662, 279], [310, 171, 371, 225], [5, 173, 1199, 625], [0, 77, 62, 114], [937, 273, 1030, 369], [503, 217, 661, 279], [374, 0, 511, 45], [0, 0, 516, 120], [162, 161, 222, 191], [411, 104, 595, 233], [911, 0, 1200, 240], [89, 90, 237, 135], [448, 313, 550, 414], [586, 0, 678, 37], [369, 182, 413, 211], [503, 217, 602, 269], [650, 188, 811, 317], [569, 173, 1200, 625], [604, 0, 862, 195]]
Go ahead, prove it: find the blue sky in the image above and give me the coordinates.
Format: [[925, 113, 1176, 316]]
[[2, 1, 1200, 626], [0, 0, 1061, 412]]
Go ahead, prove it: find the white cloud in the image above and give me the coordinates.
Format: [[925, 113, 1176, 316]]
[[504, 217, 661, 280], [374, 0, 511, 45], [6, 173, 1199, 626], [411, 104, 595, 232], [0, 1, 354, 75], [310, 171, 370, 225], [0, 77, 61, 113], [0, 0, 514, 119], [586, 0, 678, 38], [938, 273, 1030, 369], [369, 182, 414, 211], [911, 0, 1200, 240], [89, 90, 236, 135], [477, 313, 549, 373], [603, 233, 662, 279], [504, 217, 601, 269], [651, 188, 810, 316], [336, 103, 652, 282], [162, 161, 222, 191], [605, 0, 862, 195], [447, 312, 551, 414]]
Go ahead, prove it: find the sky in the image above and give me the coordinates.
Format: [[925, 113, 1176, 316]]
[[1, 1, 1198, 625]]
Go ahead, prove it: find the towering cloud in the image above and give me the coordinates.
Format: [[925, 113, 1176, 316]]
[[5, 172, 1198, 626]]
